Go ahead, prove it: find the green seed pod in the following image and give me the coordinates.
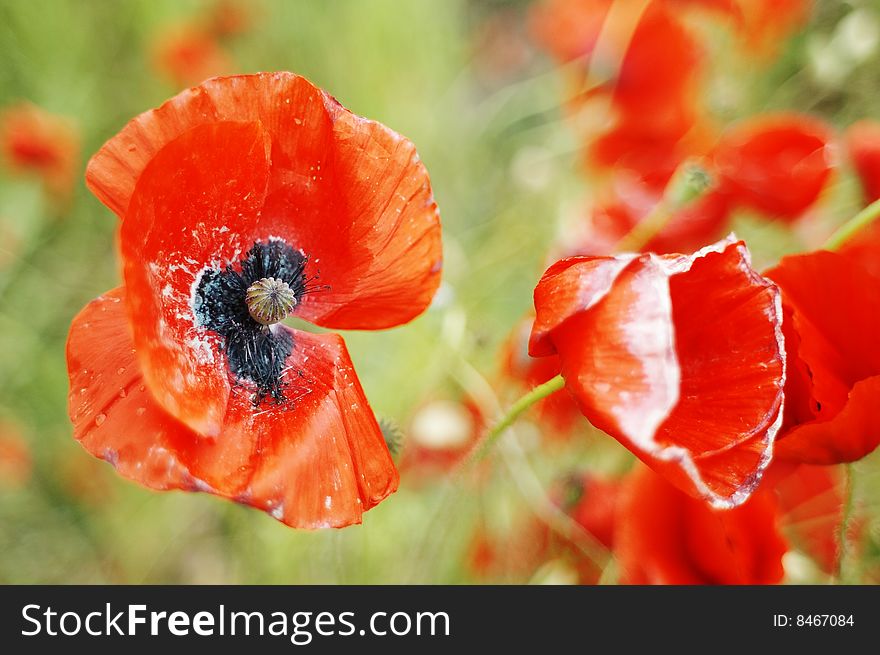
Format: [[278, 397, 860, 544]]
[[245, 277, 298, 325]]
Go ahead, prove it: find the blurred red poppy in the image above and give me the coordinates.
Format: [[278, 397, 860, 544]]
[[468, 472, 618, 583], [529, 0, 613, 64], [578, 175, 731, 255], [400, 398, 485, 479], [205, 0, 254, 38], [846, 120, 880, 203], [530, 237, 785, 508], [501, 317, 581, 435], [0, 102, 79, 202], [712, 114, 834, 221], [771, 462, 849, 575], [840, 121, 880, 281], [151, 23, 232, 88], [0, 420, 31, 490], [68, 73, 442, 529], [765, 250, 880, 464], [616, 464, 787, 584]]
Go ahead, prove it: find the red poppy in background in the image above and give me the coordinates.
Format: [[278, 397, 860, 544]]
[[771, 462, 850, 575], [0, 420, 32, 490], [0, 102, 79, 202], [151, 23, 232, 88], [578, 174, 731, 255], [468, 472, 618, 583], [712, 114, 834, 222], [616, 464, 787, 584], [68, 73, 442, 529], [765, 251, 880, 464], [501, 317, 581, 435], [205, 0, 254, 38], [400, 398, 485, 479], [840, 121, 880, 282], [846, 120, 880, 203], [530, 236, 785, 509]]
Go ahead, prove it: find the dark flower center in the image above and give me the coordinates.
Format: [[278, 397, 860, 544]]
[[193, 240, 309, 404]]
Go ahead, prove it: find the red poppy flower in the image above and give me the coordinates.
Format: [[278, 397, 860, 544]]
[[770, 462, 849, 575], [846, 120, 880, 203], [467, 472, 618, 583], [616, 464, 787, 584], [151, 23, 232, 88], [712, 114, 834, 221], [609, 3, 702, 121], [587, 115, 709, 189], [579, 175, 731, 255], [529, 0, 613, 64], [765, 251, 880, 464], [530, 236, 785, 508], [0, 420, 31, 490], [841, 121, 880, 281], [0, 102, 79, 201], [68, 73, 442, 529], [400, 398, 485, 479], [205, 0, 254, 38], [501, 317, 581, 435]]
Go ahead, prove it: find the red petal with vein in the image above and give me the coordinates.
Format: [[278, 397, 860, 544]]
[[616, 465, 787, 584], [530, 238, 785, 508], [766, 251, 880, 463], [120, 120, 271, 436], [67, 288, 397, 529], [713, 114, 834, 221], [87, 72, 441, 330]]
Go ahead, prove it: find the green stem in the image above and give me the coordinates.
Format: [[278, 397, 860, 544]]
[[823, 197, 880, 251], [474, 374, 565, 460], [836, 463, 856, 583]]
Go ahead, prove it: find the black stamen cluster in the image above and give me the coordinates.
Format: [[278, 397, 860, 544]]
[[194, 240, 308, 404]]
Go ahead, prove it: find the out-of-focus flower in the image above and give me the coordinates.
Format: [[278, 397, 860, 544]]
[[0, 420, 32, 490], [712, 114, 835, 222], [501, 317, 581, 435], [838, 121, 880, 281], [530, 237, 785, 509], [151, 23, 233, 88], [577, 174, 731, 255], [471, 8, 534, 86], [765, 251, 880, 464], [58, 450, 116, 507], [0, 102, 80, 202], [68, 73, 442, 529], [771, 462, 852, 575], [846, 120, 880, 204], [400, 398, 485, 479], [205, 0, 254, 38], [468, 472, 619, 583], [615, 464, 788, 584]]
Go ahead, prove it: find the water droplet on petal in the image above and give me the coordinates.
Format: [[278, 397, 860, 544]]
[[95, 413, 106, 426]]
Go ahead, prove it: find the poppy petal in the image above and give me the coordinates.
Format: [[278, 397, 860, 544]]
[[770, 462, 845, 574], [713, 114, 834, 221], [766, 250, 880, 463], [615, 464, 787, 585], [120, 119, 272, 436], [67, 288, 398, 529], [531, 238, 785, 508], [87, 72, 441, 331]]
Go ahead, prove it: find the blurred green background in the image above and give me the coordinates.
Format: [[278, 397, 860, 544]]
[[1, 0, 879, 583]]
